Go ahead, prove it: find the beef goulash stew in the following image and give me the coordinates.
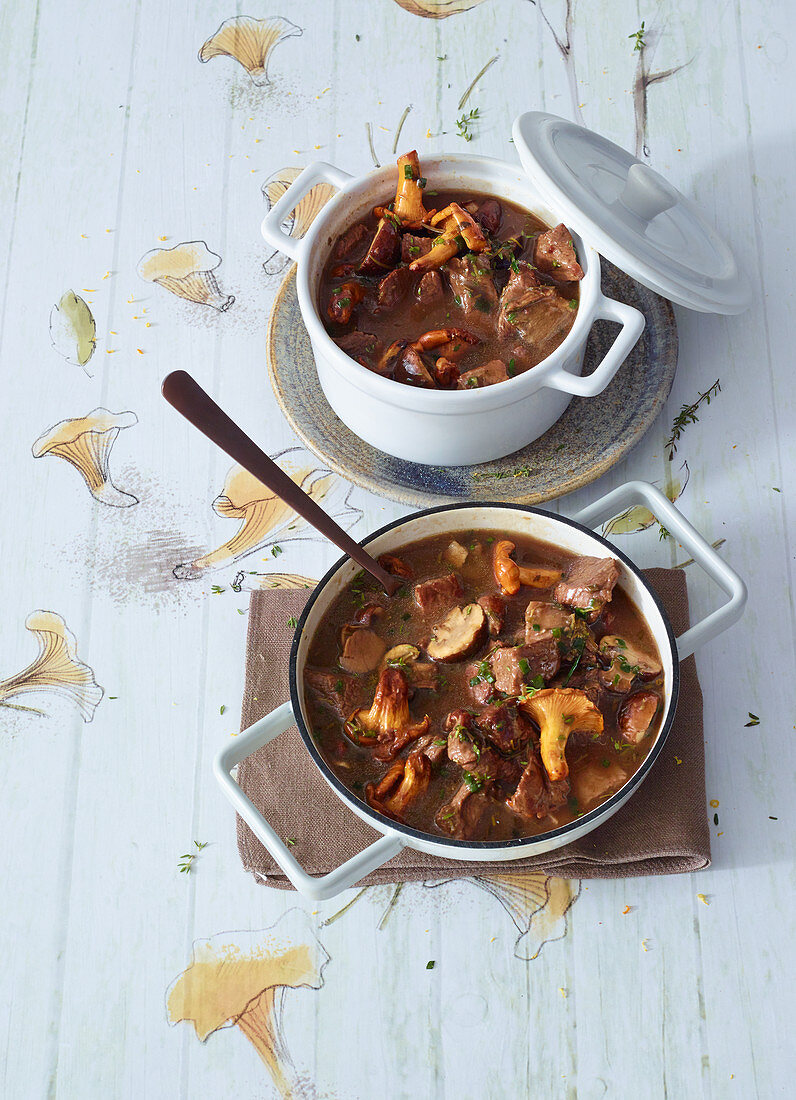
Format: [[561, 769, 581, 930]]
[[304, 533, 666, 842], [319, 150, 584, 390]]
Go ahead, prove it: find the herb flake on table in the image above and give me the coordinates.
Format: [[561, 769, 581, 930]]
[[744, 712, 760, 726], [426, 960, 436, 969], [178, 840, 209, 874]]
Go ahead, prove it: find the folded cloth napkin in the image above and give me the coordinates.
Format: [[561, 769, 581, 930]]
[[236, 568, 709, 886]]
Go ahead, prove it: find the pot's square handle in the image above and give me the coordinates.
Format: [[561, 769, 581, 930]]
[[261, 162, 354, 262], [544, 293, 645, 397], [214, 701, 405, 901], [570, 480, 747, 660]]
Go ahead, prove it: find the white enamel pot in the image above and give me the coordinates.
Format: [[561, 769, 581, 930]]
[[216, 481, 746, 901], [261, 156, 645, 466]]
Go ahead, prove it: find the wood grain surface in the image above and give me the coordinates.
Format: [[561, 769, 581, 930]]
[[0, 2, 792, 1097]]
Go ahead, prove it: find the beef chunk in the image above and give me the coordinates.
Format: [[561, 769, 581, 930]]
[[427, 604, 488, 662], [457, 359, 510, 389], [466, 664, 495, 705], [401, 233, 433, 264], [436, 783, 489, 840], [478, 593, 506, 636], [339, 628, 387, 674], [416, 269, 444, 304], [475, 198, 502, 235], [524, 601, 570, 644], [533, 223, 584, 282], [414, 573, 463, 613], [304, 667, 364, 719], [490, 639, 560, 695], [498, 264, 576, 350], [333, 222, 371, 262], [618, 691, 660, 743], [358, 218, 400, 275], [445, 711, 481, 768], [394, 345, 436, 388], [477, 702, 532, 754], [377, 265, 413, 310], [405, 661, 439, 691], [333, 330, 380, 365], [326, 281, 365, 325], [413, 732, 448, 766], [446, 255, 499, 333], [554, 556, 620, 620], [507, 755, 570, 819]]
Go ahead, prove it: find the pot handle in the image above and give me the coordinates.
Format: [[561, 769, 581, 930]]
[[570, 480, 747, 661], [261, 162, 354, 262], [544, 294, 645, 397], [214, 700, 406, 901]]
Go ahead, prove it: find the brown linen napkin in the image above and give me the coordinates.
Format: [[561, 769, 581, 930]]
[[236, 569, 709, 886]]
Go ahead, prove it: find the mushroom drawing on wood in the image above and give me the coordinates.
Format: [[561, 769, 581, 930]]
[[173, 447, 362, 580], [49, 290, 96, 373], [475, 872, 581, 961], [261, 167, 336, 274], [198, 15, 302, 86], [166, 911, 329, 1098], [0, 611, 104, 721], [392, 0, 488, 17], [137, 241, 234, 311], [602, 462, 690, 535], [32, 408, 139, 507]]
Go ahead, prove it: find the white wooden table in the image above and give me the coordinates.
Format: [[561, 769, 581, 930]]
[[1, 2, 793, 1096]]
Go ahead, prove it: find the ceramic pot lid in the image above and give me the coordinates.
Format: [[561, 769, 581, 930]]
[[512, 111, 752, 314]]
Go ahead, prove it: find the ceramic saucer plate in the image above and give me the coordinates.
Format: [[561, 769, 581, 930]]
[[266, 261, 677, 507]]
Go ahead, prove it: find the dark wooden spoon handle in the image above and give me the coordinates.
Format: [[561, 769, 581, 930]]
[[161, 370, 401, 596]]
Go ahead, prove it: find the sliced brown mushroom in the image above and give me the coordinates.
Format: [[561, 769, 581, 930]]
[[427, 603, 487, 662], [617, 691, 660, 743], [339, 627, 387, 673], [358, 218, 400, 275], [412, 327, 479, 361]]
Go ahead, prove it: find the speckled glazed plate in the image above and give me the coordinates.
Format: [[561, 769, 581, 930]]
[[266, 262, 677, 507]]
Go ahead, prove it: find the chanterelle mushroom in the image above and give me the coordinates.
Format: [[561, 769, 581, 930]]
[[32, 407, 139, 507], [346, 666, 429, 760], [393, 150, 428, 223], [366, 750, 431, 820], [492, 540, 563, 596], [519, 688, 603, 782], [137, 240, 234, 311]]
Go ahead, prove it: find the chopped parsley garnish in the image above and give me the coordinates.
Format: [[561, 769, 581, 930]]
[[287, 616, 298, 628], [463, 771, 483, 793], [744, 712, 760, 727]]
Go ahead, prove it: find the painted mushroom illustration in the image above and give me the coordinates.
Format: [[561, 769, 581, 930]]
[[49, 290, 96, 373], [0, 611, 104, 721], [261, 167, 336, 275], [602, 461, 690, 535], [32, 408, 139, 508], [392, 0, 487, 16], [166, 911, 329, 1098], [198, 15, 302, 86], [173, 447, 362, 580], [424, 872, 579, 961], [137, 241, 234, 312]]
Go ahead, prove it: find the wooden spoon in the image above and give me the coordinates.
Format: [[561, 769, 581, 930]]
[[161, 370, 402, 596]]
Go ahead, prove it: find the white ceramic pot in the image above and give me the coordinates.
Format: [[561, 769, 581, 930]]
[[261, 156, 646, 466], [216, 481, 746, 900]]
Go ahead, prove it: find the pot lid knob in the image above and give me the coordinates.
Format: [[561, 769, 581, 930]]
[[512, 111, 752, 315], [618, 163, 677, 224]]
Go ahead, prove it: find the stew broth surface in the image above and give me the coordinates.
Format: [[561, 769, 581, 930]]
[[304, 530, 665, 843]]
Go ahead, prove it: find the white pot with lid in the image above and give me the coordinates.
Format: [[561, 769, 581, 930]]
[[215, 481, 747, 900], [261, 113, 751, 467]]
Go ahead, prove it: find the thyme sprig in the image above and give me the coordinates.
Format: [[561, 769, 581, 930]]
[[665, 379, 721, 460], [456, 107, 480, 142], [178, 840, 209, 874], [629, 21, 646, 51]]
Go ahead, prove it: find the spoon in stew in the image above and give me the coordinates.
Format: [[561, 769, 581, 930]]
[[161, 370, 402, 596]]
